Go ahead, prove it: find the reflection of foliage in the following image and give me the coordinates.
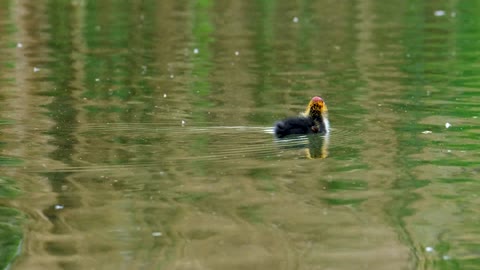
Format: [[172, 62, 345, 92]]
[[0, 120, 24, 268], [0, 207, 24, 270], [0, 176, 22, 269], [249, 168, 277, 192], [323, 198, 367, 206], [322, 179, 368, 192], [0, 157, 23, 167], [237, 205, 264, 224], [0, 177, 21, 198], [174, 192, 212, 203]]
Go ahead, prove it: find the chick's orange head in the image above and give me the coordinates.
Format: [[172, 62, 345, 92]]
[[305, 96, 328, 116]]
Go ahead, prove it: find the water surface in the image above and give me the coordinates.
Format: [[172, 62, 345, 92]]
[[1, 1, 479, 269]]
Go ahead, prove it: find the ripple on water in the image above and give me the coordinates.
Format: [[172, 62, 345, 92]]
[[12, 120, 368, 173]]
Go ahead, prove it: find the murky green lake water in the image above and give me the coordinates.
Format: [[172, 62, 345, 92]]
[[1, 1, 480, 269]]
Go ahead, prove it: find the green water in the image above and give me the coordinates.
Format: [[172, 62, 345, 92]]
[[1, 1, 479, 269]]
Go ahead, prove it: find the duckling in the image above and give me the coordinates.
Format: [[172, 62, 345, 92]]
[[274, 96, 329, 138]]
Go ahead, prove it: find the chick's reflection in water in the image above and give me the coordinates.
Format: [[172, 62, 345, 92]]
[[305, 133, 329, 159], [274, 133, 329, 159], [274, 96, 330, 158]]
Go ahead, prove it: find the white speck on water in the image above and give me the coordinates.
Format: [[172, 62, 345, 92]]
[[163, 93, 167, 98], [95, 78, 100, 82], [235, 51, 239, 56], [152, 232, 162, 237], [193, 48, 199, 54], [434, 10, 446, 17], [447, 149, 452, 153], [474, 116, 478, 119], [170, 74, 174, 79], [334, 45, 341, 50], [425, 246, 434, 252], [293, 16, 299, 23], [33, 67, 40, 72], [445, 122, 451, 128], [442, 255, 450, 260], [55, 205, 64, 210], [181, 120, 186, 126], [422, 130, 432, 134], [17, 42, 23, 48]]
